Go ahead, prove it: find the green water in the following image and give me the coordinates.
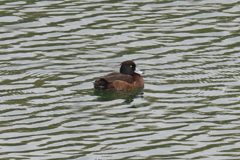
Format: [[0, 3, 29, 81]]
[[0, 0, 240, 159]]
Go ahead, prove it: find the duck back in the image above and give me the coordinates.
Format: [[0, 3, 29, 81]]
[[94, 72, 135, 90]]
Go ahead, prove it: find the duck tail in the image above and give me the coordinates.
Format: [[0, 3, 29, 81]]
[[94, 79, 108, 90]]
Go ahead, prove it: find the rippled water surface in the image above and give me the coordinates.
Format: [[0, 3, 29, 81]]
[[1, 0, 240, 159]]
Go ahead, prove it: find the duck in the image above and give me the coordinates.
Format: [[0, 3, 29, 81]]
[[94, 60, 144, 90]]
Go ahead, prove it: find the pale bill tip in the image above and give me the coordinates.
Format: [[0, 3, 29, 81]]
[[134, 68, 144, 75]]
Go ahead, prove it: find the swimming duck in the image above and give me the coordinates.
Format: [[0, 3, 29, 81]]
[[94, 60, 144, 90]]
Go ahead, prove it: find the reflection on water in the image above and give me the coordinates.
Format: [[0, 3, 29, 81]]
[[0, 0, 240, 159], [93, 88, 144, 104]]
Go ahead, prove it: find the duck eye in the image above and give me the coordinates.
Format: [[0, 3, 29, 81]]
[[130, 65, 132, 67]]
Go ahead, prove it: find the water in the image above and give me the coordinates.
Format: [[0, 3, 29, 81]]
[[1, 0, 240, 159]]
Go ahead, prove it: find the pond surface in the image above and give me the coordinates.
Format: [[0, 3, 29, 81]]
[[1, 0, 240, 159]]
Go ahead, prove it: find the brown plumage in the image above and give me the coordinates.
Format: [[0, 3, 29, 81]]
[[94, 60, 144, 90]]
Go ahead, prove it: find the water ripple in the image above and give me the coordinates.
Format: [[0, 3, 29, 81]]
[[0, 0, 240, 159]]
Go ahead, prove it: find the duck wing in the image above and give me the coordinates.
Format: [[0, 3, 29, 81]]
[[100, 72, 135, 83]]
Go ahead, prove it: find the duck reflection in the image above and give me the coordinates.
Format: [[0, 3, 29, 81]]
[[93, 87, 144, 104]]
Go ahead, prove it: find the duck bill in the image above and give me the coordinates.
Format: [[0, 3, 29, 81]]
[[134, 68, 144, 75]]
